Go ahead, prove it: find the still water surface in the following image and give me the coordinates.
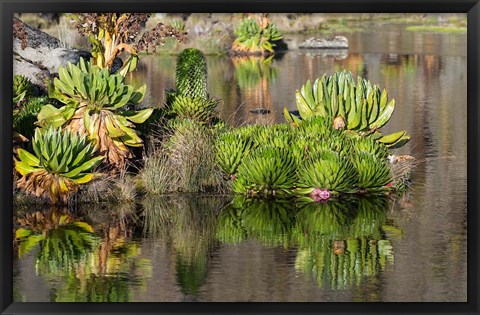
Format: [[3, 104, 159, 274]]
[[13, 24, 467, 302]]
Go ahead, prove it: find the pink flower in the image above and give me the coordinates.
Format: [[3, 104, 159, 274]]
[[319, 189, 330, 200], [230, 174, 236, 181], [310, 188, 331, 201]]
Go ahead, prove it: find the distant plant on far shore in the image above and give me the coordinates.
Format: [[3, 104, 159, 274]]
[[231, 14, 283, 55]]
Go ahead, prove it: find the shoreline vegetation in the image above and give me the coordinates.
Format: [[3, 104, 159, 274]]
[[12, 13, 419, 207], [17, 13, 467, 56]]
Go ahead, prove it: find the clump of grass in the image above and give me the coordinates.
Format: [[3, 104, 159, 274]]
[[138, 119, 228, 194], [388, 155, 417, 194], [138, 151, 178, 194]]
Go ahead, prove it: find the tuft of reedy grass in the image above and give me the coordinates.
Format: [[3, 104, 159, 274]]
[[388, 155, 417, 194], [138, 119, 228, 195], [138, 150, 178, 194]]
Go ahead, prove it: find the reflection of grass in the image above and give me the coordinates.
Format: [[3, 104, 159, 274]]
[[406, 25, 466, 33], [141, 195, 230, 296]]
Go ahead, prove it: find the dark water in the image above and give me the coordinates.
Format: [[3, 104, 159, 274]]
[[13, 24, 467, 302]]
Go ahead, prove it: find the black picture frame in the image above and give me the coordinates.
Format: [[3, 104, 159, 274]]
[[1, 1, 479, 314]]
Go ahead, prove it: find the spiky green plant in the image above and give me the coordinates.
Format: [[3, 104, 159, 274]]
[[296, 150, 358, 198], [176, 48, 208, 100], [232, 17, 283, 55], [350, 135, 389, 159], [285, 70, 410, 148], [15, 127, 103, 204], [36, 58, 152, 166], [351, 151, 392, 192], [13, 75, 35, 104], [215, 132, 255, 176], [166, 48, 220, 125], [253, 124, 293, 149], [168, 95, 219, 124], [233, 147, 296, 196], [13, 96, 49, 139]]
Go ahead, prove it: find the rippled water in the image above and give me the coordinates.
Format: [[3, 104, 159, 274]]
[[13, 24, 467, 302]]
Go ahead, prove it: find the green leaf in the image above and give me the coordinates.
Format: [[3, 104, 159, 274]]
[[15, 161, 39, 176], [17, 149, 40, 167], [372, 99, 395, 129], [63, 156, 103, 178], [378, 130, 406, 145], [295, 91, 313, 120], [70, 173, 95, 184], [125, 108, 154, 124], [15, 228, 32, 239]]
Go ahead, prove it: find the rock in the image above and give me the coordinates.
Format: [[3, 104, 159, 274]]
[[298, 36, 349, 49], [250, 108, 271, 115], [13, 17, 91, 90]]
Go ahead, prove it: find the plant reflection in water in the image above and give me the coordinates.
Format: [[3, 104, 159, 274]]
[[15, 205, 152, 302], [216, 196, 396, 290], [15, 195, 397, 300]]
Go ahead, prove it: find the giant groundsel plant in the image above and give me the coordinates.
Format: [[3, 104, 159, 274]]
[[284, 70, 410, 149], [15, 127, 103, 204], [37, 58, 153, 166]]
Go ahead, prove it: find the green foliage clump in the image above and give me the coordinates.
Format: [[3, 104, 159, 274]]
[[352, 151, 392, 191], [165, 48, 220, 126], [233, 147, 297, 196], [285, 70, 410, 149], [13, 96, 49, 139], [232, 17, 283, 55], [15, 127, 103, 204], [176, 48, 208, 100], [215, 115, 396, 198], [296, 150, 358, 196], [13, 75, 35, 104], [36, 58, 152, 166]]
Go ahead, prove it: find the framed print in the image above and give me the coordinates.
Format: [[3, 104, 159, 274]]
[[1, 0, 479, 314]]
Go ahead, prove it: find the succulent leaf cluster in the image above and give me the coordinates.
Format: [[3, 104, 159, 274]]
[[285, 70, 410, 148], [232, 17, 283, 54], [15, 127, 103, 203], [36, 58, 152, 166], [215, 116, 394, 198], [233, 147, 297, 196], [13, 75, 35, 104]]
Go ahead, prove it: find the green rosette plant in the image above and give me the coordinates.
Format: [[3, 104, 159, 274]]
[[296, 150, 358, 200], [285, 70, 410, 148], [13, 74, 35, 104], [215, 132, 255, 177], [232, 17, 283, 55], [36, 58, 153, 166], [15, 127, 103, 204], [168, 95, 219, 124], [351, 151, 392, 192], [13, 96, 49, 140], [233, 147, 296, 196], [350, 135, 389, 159]]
